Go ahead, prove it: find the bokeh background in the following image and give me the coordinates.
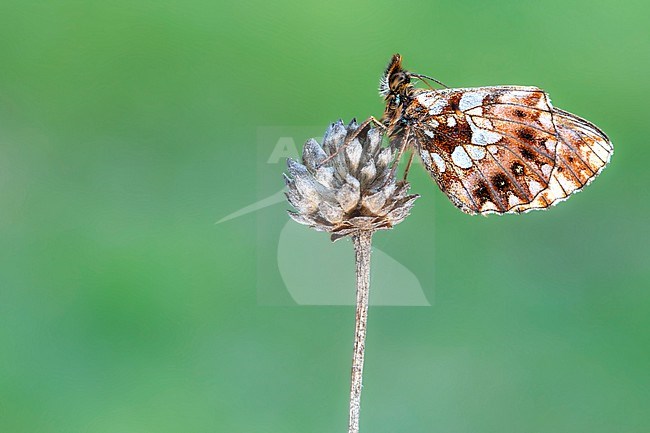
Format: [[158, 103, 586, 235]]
[[1, 1, 649, 432]]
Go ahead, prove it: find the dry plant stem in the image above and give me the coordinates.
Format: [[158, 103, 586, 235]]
[[348, 230, 373, 433]]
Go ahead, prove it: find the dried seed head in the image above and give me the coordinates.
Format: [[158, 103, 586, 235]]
[[285, 119, 419, 241]]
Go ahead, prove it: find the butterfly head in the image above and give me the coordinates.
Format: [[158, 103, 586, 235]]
[[379, 53, 412, 100]]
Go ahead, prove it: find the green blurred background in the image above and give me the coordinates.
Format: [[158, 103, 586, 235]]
[[1, 1, 648, 432]]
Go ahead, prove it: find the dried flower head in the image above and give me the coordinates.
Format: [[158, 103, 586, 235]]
[[284, 119, 419, 241]]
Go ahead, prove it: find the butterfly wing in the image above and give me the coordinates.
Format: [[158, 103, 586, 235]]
[[409, 86, 613, 214]]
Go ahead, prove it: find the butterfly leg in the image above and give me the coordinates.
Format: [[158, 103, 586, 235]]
[[403, 152, 415, 180], [389, 127, 411, 179], [317, 116, 386, 168], [353, 115, 387, 134]]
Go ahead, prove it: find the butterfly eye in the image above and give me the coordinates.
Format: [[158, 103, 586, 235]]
[[390, 72, 410, 91]]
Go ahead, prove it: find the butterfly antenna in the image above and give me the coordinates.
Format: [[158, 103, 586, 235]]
[[411, 78, 434, 92], [411, 73, 449, 89]]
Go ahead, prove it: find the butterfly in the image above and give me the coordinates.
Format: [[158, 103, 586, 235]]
[[375, 54, 613, 215]]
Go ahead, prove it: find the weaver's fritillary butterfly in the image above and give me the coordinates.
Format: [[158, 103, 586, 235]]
[[377, 54, 613, 215]]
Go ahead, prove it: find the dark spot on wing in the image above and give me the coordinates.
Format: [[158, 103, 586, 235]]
[[511, 162, 524, 175], [520, 147, 535, 160], [448, 93, 462, 113], [492, 173, 509, 191], [514, 109, 526, 118], [474, 181, 491, 204], [517, 128, 535, 142]]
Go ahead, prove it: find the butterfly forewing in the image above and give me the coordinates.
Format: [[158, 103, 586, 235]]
[[407, 86, 613, 214]]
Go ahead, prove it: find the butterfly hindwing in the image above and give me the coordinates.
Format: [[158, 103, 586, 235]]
[[407, 86, 613, 214]]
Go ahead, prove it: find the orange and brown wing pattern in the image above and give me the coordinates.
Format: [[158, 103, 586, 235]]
[[409, 86, 613, 214]]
